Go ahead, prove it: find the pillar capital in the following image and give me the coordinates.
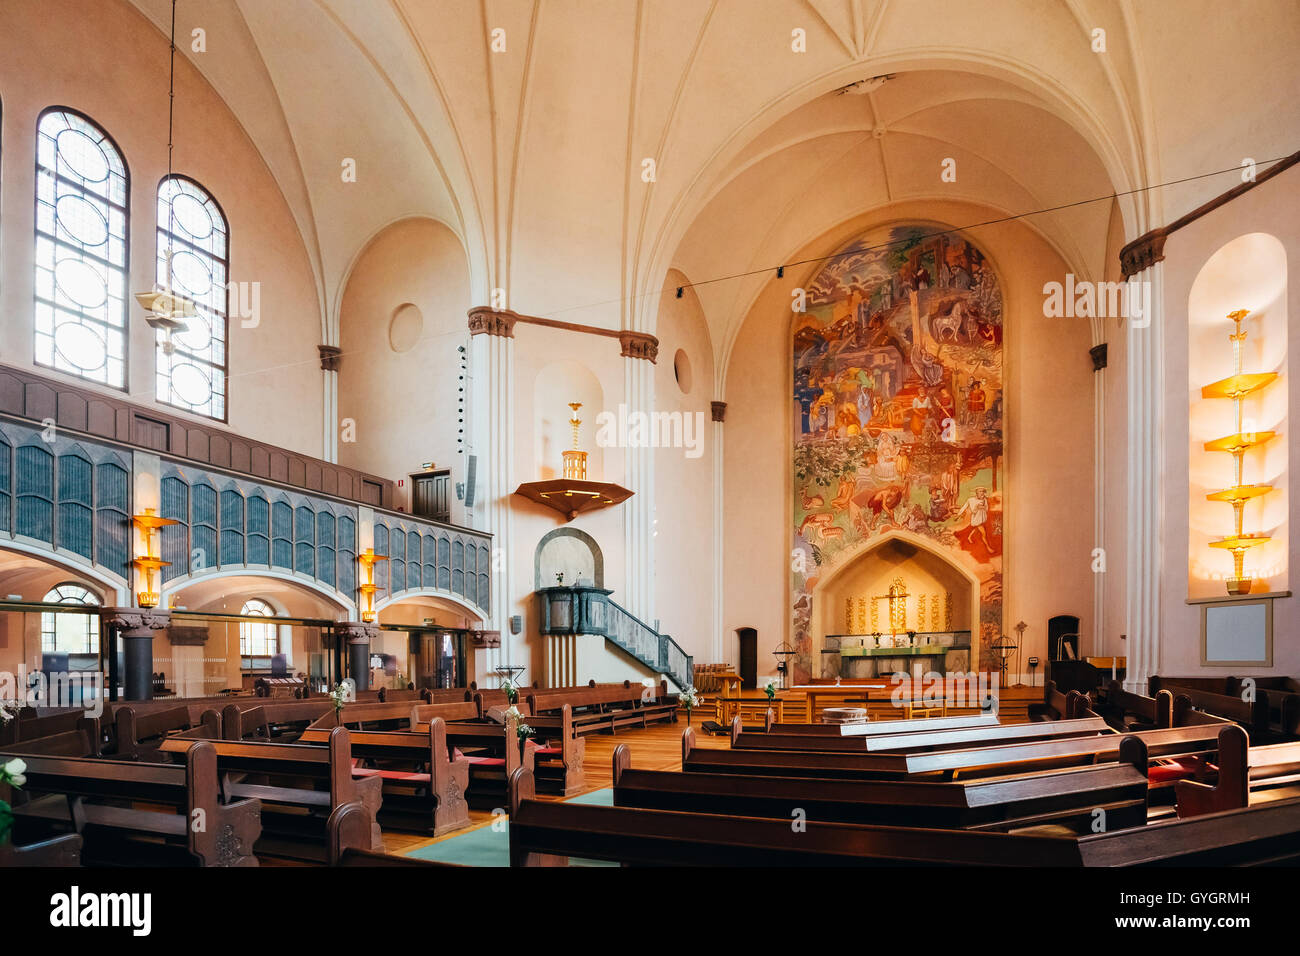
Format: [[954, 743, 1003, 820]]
[[467, 307, 518, 337], [101, 607, 171, 635], [711, 401, 727, 423], [335, 620, 379, 645]]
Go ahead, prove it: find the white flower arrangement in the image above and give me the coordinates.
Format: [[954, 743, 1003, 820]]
[[328, 682, 353, 713], [0, 699, 20, 725], [504, 705, 534, 739], [679, 686, 700, 710], [0, 757, 26, 847]]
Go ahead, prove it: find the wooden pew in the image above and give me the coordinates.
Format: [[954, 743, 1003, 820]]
[[1148, 675, 1277, 737], [763, 712, 999, 735], [0, 832, 83, 867], [683, 723, 1227, 782], [1, 739, 260, 866], [326, 802, 461, 867], [310, 699, 479, 732], [731, 715, 1113, 753], [1026, 681, 1094, 722], [509, 765, 1300, 867], [2, 717, 101, 758], [158, 726, 381, 861], [295, 718, 471, 835], [221, 698, 334, 740], [1175, 724, 1300, 817], [611, 741, 1149, 834], [518, 702, 585, 797], [525, 680, 677, 736], [377, 687, 432, 703], [114, 705, 219, 759]]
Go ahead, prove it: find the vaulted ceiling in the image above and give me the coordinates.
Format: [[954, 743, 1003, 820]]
[[124, 0, 1300, 371]]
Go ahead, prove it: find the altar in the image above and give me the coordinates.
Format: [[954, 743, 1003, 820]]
[[821, 630, 973, 679]]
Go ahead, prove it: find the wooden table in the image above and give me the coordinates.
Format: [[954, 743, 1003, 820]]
[[715, 695, 784, 725], [790, 684, 887, 723], [715, 673, 743, 697]]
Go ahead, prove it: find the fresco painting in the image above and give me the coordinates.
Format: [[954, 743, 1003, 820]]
[[791, 225, 1004, 682]]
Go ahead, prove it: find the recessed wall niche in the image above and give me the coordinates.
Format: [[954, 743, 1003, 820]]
[[1187, 232, 1289, 599], [389, 303, 423, 353]]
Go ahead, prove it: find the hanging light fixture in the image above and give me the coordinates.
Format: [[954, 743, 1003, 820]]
[[134, 0, 195, 354]]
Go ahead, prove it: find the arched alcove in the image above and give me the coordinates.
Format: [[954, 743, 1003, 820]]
[[809, 530, 982, 681], [532, 360, 604, 480], [1187, 232, 1289, 597], [534, 527, 604, 589]]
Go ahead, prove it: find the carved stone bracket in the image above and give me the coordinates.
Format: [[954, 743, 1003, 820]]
[[467, 307, 519, 338], [1119, 230, 1168, 278], [711, 401, 727, 423], [318, 344, 342, 372], [1090, 343, 1109, 371], [618, 331, 659, 363]]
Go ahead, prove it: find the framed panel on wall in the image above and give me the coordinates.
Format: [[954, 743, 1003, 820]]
[[1200, 597, 1273, 667]]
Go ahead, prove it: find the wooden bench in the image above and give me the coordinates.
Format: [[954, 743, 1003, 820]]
[[326, 802, 462, 867], [612, 741, 1149, 834], [158, 726, 381, 862], [509, 766, 1300, 867], [295, 718, 471, 834], [763, 712, 1000, 735], [1175, 724, 1300, 817], [1149, 675, 1284, 737], [222, 698, 335, 740], [1, 739, 261, 866], [377, 687, 432, 703], [525, 680, 676, 736], [114, 705, 219, 759], [731, 715, 1113, 753], [1026, 681, 1094, 722], [684, 723, 1227, 783]]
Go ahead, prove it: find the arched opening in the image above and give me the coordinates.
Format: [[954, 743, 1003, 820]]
[[1187, 233, 1289, 598], [534, 527, 604, 589], [809, 530, 981, 682], [376, 593, 485, 692]]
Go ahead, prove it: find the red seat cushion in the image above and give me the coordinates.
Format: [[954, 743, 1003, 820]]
[[352, 767, 431, 783], [464, 756, 505, 767], [533, 746, 561, 755], [1148, 759, 1199, 783]]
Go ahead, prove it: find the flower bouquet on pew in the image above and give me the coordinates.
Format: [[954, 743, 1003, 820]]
[[679, 686, 700, 726], [0, 757, 27, 847], [500, 677, 518, 706]]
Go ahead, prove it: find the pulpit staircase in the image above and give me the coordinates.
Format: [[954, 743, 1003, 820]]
[[604, 599, 693, 693]]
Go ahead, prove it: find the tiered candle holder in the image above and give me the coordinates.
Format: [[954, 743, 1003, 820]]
[[132, 508, 179, 608], [1202, 309, 1277, 595], [357, 548, 388, 623]]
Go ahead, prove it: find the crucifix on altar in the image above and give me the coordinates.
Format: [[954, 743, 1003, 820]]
[[874, 577, 910, 636]]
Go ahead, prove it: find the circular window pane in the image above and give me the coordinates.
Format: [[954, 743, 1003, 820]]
[[171, 192, 215, 240], [389, 303, 423, 353], [54, 322, 107, 372], [174, 311, 213, 352], [55, 128, 111, 183], [170, 362, 213, 406], [171, 250, 213, 297], [55, 194, 109, 247], [54, 258, 108, 309]]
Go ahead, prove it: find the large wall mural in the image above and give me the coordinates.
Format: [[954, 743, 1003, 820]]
[[791, 225, 1004, 682]]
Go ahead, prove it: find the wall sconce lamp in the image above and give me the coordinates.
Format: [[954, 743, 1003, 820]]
[[132, 507, 178, 608], [357, 548, 388, 623]]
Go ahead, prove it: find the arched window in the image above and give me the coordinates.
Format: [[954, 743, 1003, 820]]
[[41, 583, 100, 655], [238, 598, 278, 657], [155, 176, 229, 419], [34, 109, 129, 388]]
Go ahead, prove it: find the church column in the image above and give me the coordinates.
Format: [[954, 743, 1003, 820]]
[[619, 332, 659, 624], [318, 345, 341, 463], [468, 308, 517, 678], [1120, 251, 1167, 692], [711, 401, 727, 665], [102, 608, 170, 701], [337, 620, 378, 692], [1090, 344, 1108, 659]]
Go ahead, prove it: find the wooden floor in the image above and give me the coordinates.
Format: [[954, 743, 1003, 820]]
[[381, 683, 1041, 857]]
